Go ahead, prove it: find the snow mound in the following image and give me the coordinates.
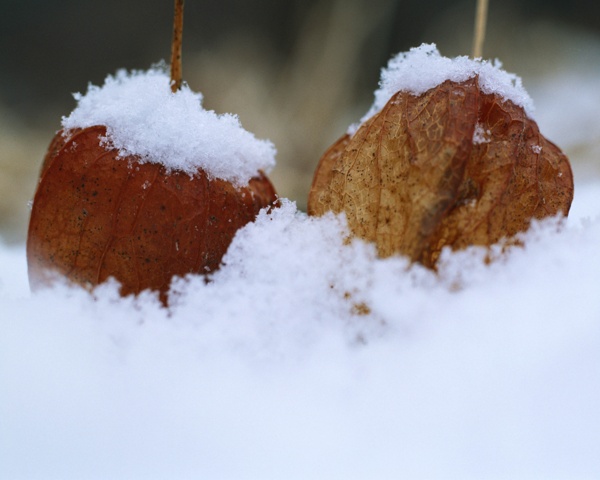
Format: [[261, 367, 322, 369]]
[[351, 43, 534, 133], [2, 185, 600, 478], [61, 66, 276, 186]]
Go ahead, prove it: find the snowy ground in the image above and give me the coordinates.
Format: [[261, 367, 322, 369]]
[[2, 186, 599, 480], [2, 63, 600, 479]]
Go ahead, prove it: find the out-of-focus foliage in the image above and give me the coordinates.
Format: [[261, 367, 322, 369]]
[[1, 0, 599, 242]]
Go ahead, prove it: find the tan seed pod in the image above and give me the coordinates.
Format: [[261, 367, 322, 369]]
[[308, 76, 574, 268]]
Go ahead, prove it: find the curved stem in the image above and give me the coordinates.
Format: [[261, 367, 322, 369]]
[[171, 0, 185, 92], [472, 0, 489, 58]]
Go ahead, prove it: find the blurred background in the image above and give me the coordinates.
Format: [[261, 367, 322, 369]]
[[1, 0, 599, 243]]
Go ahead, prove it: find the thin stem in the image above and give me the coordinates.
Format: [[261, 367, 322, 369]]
[[472, 0, 489, 58], [170, 0, 185, 92]]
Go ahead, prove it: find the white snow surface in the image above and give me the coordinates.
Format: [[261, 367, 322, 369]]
[[61, 66, 276, 185], [351, 43, 535, 134], [2, 186, 600, 479]]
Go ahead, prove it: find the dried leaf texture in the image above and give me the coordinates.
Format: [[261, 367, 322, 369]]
[[27, 126, 277, 301], [308, 77, 574, 267]]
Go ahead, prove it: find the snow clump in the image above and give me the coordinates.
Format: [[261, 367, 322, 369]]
[[61, 66, 276, 186], [350, 43, 534, 134]]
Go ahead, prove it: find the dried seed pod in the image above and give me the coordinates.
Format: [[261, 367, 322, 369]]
[[308, 76, 573, 267], [27, 126, 277, 302]]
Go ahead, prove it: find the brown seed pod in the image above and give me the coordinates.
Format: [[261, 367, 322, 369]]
[[27, 125, 277, 302], [308, 76, 574, 268]]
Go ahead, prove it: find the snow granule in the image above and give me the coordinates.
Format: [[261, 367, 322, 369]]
[[350, 43, 534, 134], [472, 122, 491, 144], [61, 66, 276, 186]]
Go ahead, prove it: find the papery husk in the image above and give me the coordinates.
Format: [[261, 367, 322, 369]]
[[308, 77, 574, 267], [27, 125, 277, 303]]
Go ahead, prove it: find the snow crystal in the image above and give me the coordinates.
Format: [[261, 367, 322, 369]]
[[472, 122, 491, 144], [350, 43, 535, 134], [61, 66, 276, 186]]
